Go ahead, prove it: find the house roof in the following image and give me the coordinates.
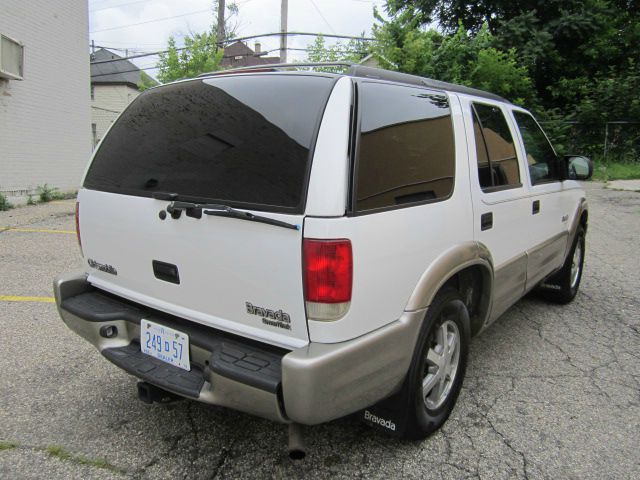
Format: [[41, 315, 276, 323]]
[[221, 41, 280, 68], [90, 48, 146, 87]]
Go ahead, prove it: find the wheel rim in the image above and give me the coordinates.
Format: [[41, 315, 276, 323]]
[[570, 240, 583, 289], [422, 318, 461, 410]]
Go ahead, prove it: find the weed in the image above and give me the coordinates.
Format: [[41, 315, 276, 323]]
[[0, 441, 17, 451], [58, 190, 78, 200], [46, 445, 124, 473], [36, 184, 64, 203], [0, 192, 13, 211], [27, 194, 36, 205]]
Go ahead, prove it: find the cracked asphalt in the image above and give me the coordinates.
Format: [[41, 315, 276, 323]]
[[1, 182, 639, 479]]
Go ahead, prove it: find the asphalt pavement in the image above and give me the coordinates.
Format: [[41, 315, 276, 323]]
[[1, 182, 638, 479]]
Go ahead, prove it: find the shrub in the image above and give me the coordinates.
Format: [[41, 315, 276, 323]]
[[36, 184, 64, 202], [0, 192, 13, 211]]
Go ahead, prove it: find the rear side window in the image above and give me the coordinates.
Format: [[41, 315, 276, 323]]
[[513, 111, 560, 185], [355, 82, 455, 212], [84, 75, 336, 212], [472, 103, 521, 191]]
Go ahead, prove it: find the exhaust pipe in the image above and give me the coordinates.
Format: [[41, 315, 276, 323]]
[[287, 423, 306, 460]]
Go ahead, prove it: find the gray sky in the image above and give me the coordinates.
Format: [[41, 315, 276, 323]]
[[89, 0, 388, 78]]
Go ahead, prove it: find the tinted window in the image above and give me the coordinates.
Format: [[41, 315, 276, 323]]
[[513, 111, 559, 185], [472, 103, 520, 191], [84, 75, 335, 212], [355, 83, 455, 211]]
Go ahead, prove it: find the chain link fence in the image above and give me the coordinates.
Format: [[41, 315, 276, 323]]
[[562, 121, 640, 162]]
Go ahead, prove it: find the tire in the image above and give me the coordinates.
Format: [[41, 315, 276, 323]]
[[400, 287, 471, 440], [539, 225, 586, 304]]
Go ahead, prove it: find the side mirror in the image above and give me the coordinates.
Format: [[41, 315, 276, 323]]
[[564, 155, 593, 181]]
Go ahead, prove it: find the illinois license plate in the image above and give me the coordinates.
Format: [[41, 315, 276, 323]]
[[140, 319, 190, 371]]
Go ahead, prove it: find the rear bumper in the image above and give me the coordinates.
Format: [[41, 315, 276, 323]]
[[54, 271, 423, 425]]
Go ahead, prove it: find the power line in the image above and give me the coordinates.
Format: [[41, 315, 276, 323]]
[[307, 0, 336, 34], [89, 48, 366, 79], [91, 64, 159, 79], [90, 32, 375, 64], [90, 8, 211, 33]]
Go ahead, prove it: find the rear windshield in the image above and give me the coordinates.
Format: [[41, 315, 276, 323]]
[[84, 74, 336, 212]]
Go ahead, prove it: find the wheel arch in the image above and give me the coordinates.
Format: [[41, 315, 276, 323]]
[[405, 242, 493, 337], [564, 197, 588, 261]]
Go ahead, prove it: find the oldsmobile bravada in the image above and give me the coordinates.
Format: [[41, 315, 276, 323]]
[[54, 64, 592, 446]]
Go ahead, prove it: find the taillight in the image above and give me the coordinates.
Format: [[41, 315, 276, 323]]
[[303, 239, 352, 321], [75, 201, 83, 255]]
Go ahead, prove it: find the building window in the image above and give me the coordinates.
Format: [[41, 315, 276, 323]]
[[472, 103, 521, 192], [355, 82, 455, 212], [0, 34, 24, 80]]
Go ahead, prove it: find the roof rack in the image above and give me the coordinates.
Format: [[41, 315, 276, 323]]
[[197, 62, 509, 103], [346, 65, 509, 103]]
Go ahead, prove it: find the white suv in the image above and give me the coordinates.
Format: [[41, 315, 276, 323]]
[[54, 65, 592, 442]]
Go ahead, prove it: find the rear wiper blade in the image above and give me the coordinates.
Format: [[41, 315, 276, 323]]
[[162, 200, 300, 230], [203, 205, 300, 230]]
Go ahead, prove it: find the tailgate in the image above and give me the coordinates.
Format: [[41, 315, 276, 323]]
[[80, 189, 308, 348], [76, 74, 338, 349]]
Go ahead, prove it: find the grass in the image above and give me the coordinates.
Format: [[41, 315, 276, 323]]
[[592, 160, 640, 182], [2, 441, 123, 473], [0, 441, 18, 451], [45, 445, 124, 474]]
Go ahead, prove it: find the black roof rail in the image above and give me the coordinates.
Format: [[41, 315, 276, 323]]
[[197, 62, 355, 78], [346, 65, 509, 103], [196, 62, 509, 103]]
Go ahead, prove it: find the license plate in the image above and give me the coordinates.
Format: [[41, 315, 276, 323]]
[[140, 319, 190, 371]]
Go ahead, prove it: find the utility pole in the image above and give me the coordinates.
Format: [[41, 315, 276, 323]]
[[280, 0, 288, 63], [217, 0, 226, 49]]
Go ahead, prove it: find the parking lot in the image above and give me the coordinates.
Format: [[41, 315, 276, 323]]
[[1, 182, 638, 479]]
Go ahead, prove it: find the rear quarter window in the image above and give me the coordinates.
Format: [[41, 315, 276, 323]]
[[84, 75, 336, 213], [354, 82, 455, 213]]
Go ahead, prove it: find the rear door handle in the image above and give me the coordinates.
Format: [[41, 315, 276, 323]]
[[532, 200, 540, 214], [481, 212, 493, 231]]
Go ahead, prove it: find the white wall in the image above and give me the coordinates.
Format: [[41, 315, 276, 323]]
[[91, 84, 140, 146], [0, 0, 91, 202]]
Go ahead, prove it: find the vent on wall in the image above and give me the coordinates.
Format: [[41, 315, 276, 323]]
[[0, 34, 24, 80]]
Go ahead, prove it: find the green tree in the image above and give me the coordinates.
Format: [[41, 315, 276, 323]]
[[157, 33, 223, 83], [305, 35, 370, 71], [156, 2, 240, 83], [381, 1, 640, 157], [372, 12, 534, 104], [383, 1, 639, 106], [137, 71, 158, 91]]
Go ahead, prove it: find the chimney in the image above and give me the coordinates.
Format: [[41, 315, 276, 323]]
[[254, 41, 261, 54]]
